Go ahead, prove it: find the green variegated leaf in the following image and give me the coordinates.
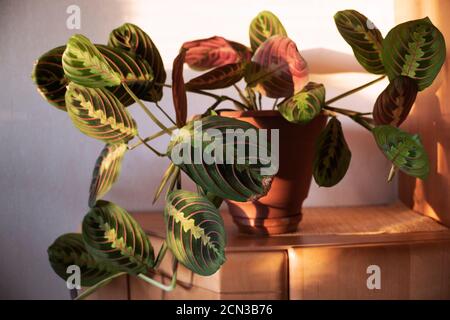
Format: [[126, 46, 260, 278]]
[[109, 23, 166, 102], [65, 82, 137, 144], [164, 190, 226, 276], [82, 200, 154, 275], [32, 45, 154, 109], [167, 115, 274, 202], [245, 36, 309, 98], [373, 125, 429, 179], [89, 143, 127, 208], [334, 10, 385, 74], [382, 17, 446, 91], [183, 36, 251, 71], [249, 11, 287, 51], [62, 34, 121, 87], [48, 233, 118, 287], [31, 46, 68, 111], [313, 117, 351, 187], [373, 76, 418, 126], [278, 82, 325, 124], [186, 63, 245, 91]]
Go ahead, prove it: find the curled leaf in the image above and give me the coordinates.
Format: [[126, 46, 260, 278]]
[[245, 36, 309, 98], [62, 34, 121, 87], [249, 10, 287, 51], [172, 50, 188, 127], [82, 200, 155, 275], [373, 125, 429, 179], [334, 10, 384, 74], [65, 82, 137, 144], [313, 117, 351, 187], [373, 76, 418, 126], [186, 63, 245, 91], [108, 23, 166, 102], [48, 233, 118, 287], [164, 190, 226, 276], [183, 36, 251, 71], [278, 82, 325, 124], [382, 17, 446, 91], [89, 143, 127, 208]]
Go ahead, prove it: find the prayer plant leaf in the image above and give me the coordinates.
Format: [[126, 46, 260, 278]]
[[167, 115, 274, 202], [109, 23, 166, 102], [185, 63, 246, 91], [82, 200, 155, 275], [182, 36, 251, 71], [372, 125, 429, 179], [382, 17, 446, 91], [172, 50, 188, 127], [313, 117, 351, 187], [249, 10, 287, 51], [62, 34, 122, 87], [48, 233, 118, 287], [65, 82, 137, 144], [164, 190, 226, 276], [89, 143, 128, 208], [334, 10, 385, 74], [245, 35, 309, 98], [278, 82, 325, 124], [31, 46, 68, 111], [373, 76, 418, 126], [32, 45, 154, 109]]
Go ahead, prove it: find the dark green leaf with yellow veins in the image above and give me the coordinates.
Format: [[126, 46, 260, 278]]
[[65, 82, 137, 144], [313, 117, 351, 187], [382, 17, 446, 91], [48, 233, 118, 287], [278, 82, 325, 124], [62, 34, 121, 87], [334, 10, 385, 74], [372, 125, 429, 179], [249, 11, 287, 51], [164, 190, 226, 276], [82, 200, 155, 275]]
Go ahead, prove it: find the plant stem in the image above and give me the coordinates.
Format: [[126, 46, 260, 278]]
[[154, 241, 168, 269], [324, 105, 369, 117], [128, 126, 177, 150], [233, 84, 251, 108], [122, 82, 172, 134], [325, 75, 386, 105], [155, 102, 177, 126], [74, 272, 127, 300], [138, 135, 166, 157], [387, 164, 398, 182], [258, 93, 262, 110], [272, 98, 279, 110], [324, 106, 374, 131], [137, 261, 178, 292]]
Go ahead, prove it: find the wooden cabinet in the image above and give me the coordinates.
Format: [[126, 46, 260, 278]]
[[89, 203, 450, 300]]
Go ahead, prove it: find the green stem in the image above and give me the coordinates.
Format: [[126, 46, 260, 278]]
[[154, 241, 168, 269], [233, 84, 251, 108], [324, 105, 369, 117], [138, 135, 166, 157], [387, 164, 398, 182], [128, 126, 177, 150], [122, 82, 172, 134], [155, 102, 177, 126], [74, 272, 127, 300], [137, 262, 178, 292], [324, 106, 374, 131], [325, 75, 386, 105]]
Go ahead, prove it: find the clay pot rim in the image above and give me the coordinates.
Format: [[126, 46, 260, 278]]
[[219, 110, 328, 120]]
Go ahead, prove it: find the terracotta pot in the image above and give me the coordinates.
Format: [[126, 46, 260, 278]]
[[220, 110, 327, 235]]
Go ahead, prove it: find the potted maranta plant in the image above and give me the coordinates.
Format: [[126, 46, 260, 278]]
[[32, 10, 445, 299]]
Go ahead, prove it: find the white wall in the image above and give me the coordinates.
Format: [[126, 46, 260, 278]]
[[0, 0, 395, 299]]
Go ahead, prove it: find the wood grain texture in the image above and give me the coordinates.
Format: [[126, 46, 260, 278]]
[[396, 0, 450, 227], [125, 204, 450, 300]]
